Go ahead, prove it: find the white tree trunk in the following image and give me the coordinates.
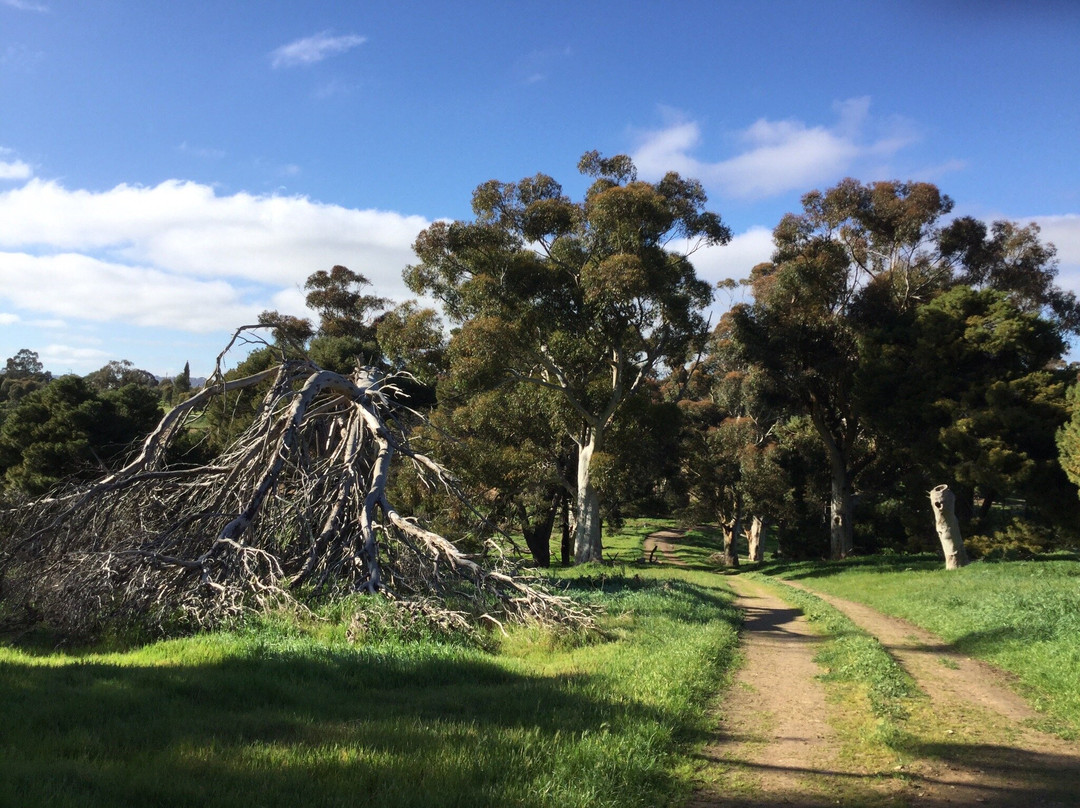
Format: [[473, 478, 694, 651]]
[[747, 516, 767, 562], [573, 429, 603, 563], [829, 460, 854, 560], [930, 484, 969, 569]]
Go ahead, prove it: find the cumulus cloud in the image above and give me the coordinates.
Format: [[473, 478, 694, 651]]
[[0, 179, 430, 334], [0, 156, 32, 181], [270, 31, 367, 68], [1031, 214, 1080, 267], [39, 344, 111, 371], [633, 98, 919, 199], [691, 226, 775, 285], [1, 0, 49, 11]]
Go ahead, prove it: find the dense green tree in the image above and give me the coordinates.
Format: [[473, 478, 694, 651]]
[[864, 286, 1075, 546], [1056, 377, 1080, 504], [729, 177, 1074, 558], [406, 151, 729, 562], [376, 301, 447, 388], [84, 359, 158, 391], [3, 348, 46, 379], [408, 379, 574, 567], [0, 376, 161, 495]]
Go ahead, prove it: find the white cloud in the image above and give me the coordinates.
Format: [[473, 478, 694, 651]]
[[0, 179, 430, 334], [0, 158, 32, 180], [270, 31, 366, 68], [1031, 214, 1080, 267], [633, 98, 919, 199], [1, 0, 49, 11], [0, 312, 20, 325], [691, 227, 775, 285], [39, 344, 111, 372]]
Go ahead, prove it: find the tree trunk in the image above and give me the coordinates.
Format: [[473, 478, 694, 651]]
[[559, 489, 572, 566], [828, 457, 854, 560], [810, 403, 855, 561], [521, 494, 557, 568], [930, 484, 970, 570], [747, 516, 768, 562], [573, 429, 603, 563], [722, 504, 742, 568]]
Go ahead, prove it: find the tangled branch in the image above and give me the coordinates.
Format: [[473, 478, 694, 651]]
[[0, 333, 589, 638]]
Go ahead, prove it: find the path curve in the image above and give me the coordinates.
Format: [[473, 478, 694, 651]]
[[643, 529, 688, 566]]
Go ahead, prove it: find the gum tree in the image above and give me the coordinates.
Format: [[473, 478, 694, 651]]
[[406, 152, 729, 562]]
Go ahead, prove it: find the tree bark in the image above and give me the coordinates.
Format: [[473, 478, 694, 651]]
[[828, 457, 854, 560], [573, 428, 604, 563], [747, 516, 768, 562], [722, 503, 742, 567], [520, 493, 558, 568], [560, 490, 572, 566], [930, 484, 970, 570]]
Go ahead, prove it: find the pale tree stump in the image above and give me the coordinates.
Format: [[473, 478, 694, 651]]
[[930, 484, 970, 569]]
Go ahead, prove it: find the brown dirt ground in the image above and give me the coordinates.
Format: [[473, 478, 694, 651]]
[[646, 531, 1080, 808]]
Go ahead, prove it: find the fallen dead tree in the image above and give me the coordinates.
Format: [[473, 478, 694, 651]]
[[0, 329, 588, 638]]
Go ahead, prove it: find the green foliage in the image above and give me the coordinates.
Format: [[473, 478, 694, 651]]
[[3, 348, 46, 379], [731, 177, 1076, 557], [1055, 378, 1080, 500], [305, 265, 388, 341], [84, 359, 158, 391], [376, 301, 446, 387], [0, 376, 161, 495], [406, 151, 728, 561]]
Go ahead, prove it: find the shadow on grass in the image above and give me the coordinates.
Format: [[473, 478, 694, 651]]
[[555, 573, 737, 625], [0, 639, 682, 808], [755, 553, 944, 581]]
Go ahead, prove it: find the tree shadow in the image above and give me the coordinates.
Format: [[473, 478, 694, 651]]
[[691, 741, 1080, 807], [0, 638, 684, 807]]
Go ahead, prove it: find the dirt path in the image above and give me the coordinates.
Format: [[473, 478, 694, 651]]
[[783, 581, 1080, 806], [642, 531, 1080, 806], [689, 576, 848, 807], [643, 529, 688, 565]]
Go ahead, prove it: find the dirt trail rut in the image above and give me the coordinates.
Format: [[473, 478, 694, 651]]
[[783, 581, 1080, 806], [689, 576, 843, 807], [645, 532, 1080, 806]]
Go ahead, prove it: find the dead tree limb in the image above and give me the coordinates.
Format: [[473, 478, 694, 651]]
[[0, 333, 588, 638]]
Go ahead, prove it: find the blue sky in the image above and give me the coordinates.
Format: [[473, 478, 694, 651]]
[[2, 0, 1079, 377]]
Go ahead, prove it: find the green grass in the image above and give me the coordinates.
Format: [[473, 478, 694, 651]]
[[744, 575, 921, 743], [760, 554, 1080, 738], [592, 517, 726, 569], [0, 573, 740, 807]]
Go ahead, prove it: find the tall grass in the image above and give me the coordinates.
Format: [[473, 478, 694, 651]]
[[763, 555, 1080, 738], [0, 571, 739, 807]]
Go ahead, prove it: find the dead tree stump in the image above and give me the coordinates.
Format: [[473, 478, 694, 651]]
[[930, 484, 970, 570]]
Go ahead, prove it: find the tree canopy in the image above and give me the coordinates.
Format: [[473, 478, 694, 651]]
[[405, 151, 730, 562]]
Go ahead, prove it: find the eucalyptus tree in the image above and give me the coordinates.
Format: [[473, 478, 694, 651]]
[[406, 152, 730, 562], [733, 178, 1078, 559], [729, 178, 955, 559]]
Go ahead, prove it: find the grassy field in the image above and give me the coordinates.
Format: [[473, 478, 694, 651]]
[[4, 517, 1078, 806], [758, 554, 1080, 739], [0, 548, 740, 807]]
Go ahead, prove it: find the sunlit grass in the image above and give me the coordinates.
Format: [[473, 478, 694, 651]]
[[761, 555, 1080, 738], [0, 571, 740, 807]]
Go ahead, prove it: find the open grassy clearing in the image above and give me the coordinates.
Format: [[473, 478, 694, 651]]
[[758, 554, 1080, 739], [0, 559, 740, 807]]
